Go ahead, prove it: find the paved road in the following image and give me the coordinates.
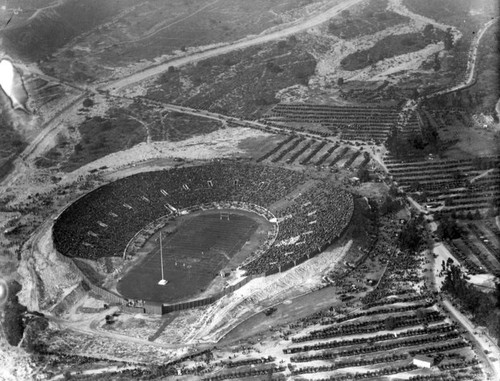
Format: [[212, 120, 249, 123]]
[[428, 239, 500, 381], [428, 17, 499, 98], [442, 300, 500, 381]]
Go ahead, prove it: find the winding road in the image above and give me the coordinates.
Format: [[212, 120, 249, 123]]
[[429, 16, 499, 97]]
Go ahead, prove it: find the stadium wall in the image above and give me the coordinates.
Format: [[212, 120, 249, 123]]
[[162, 274, 259, 313], [52, 193, 354, 315], [122, 306, 145, 314], [55, 245, 262, 315], [54, 212, 352, 315]]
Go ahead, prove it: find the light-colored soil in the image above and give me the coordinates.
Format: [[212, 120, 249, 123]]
[[62, 127, 272, 183], [0, 340, 37, 381], [466, 274, 497, 289], [178, 239, 352, 344]]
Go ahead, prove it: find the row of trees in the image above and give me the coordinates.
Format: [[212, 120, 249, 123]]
[[287, 323, 455, 354], [291, 332, 459, 362]]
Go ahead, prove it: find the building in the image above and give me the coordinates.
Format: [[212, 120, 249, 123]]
[[412, 355, 433, 368]]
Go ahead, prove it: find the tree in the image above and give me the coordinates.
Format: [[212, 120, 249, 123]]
[[423, 24, 435, 37], [436, 218, 461, 240], [294, 69, 311, 86], [433, 54, 441, 72], [277, 40, 288, 50], [82, 98, 94, 108], [379, 196, 401, 215], [266, 61, 283, 73], [357, 167, 370, 183], [328, 21, 338, 34], [416, 308, 427, 319], [398, 219, 423, 252], [385, 316, 397, 330], [2, 281, 27, 346]]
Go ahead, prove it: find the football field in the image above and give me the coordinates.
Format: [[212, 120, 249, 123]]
[[117, 210, 260, 303]]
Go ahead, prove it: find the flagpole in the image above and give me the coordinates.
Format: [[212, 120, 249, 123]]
[[158, 231, 168, 285], [160, 231, 164, 280]]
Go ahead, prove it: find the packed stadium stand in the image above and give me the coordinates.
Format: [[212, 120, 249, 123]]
[[53, 161, 353, 274]]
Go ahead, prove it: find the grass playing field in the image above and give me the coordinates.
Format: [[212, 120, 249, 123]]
[[117, 210, 261, 303]]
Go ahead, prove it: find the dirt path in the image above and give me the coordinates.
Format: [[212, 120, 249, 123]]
[[100, 0, 364, 93], [125, 114, 152, 144], [48, 314, 208, 351], [27, 0, 64, 22], [48, 365, 139, 381]]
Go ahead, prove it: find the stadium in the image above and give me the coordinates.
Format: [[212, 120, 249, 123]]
[[52, 160, 354, 314]]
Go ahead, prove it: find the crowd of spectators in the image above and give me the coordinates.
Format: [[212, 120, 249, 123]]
[[242, 183, 353, 275], [53, 161, 353, 274]]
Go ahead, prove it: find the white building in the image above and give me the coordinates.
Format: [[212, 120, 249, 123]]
[[412, 355, 433, 368]]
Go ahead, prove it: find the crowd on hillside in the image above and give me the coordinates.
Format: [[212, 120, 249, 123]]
[[53, 161, 353, 274]]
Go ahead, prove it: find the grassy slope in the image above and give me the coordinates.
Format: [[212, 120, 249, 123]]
[[95, 0, 310, 65], [341, 29, 445, 71], [327, 0, 409, 40], [46, 108, 146, 172], [468, 24, 500, 114], [37, 100, 227, 172], [403, 0, 496, 81], [1, 0, 137, 61]]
